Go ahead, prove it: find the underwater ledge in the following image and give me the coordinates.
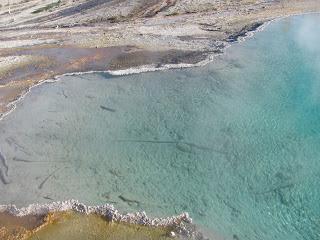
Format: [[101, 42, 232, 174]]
[[0, 199, 205, 240]]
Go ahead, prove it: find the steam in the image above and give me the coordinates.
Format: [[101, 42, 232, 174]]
[[294, 14, 320, 104], [294, 14, 320, 54]]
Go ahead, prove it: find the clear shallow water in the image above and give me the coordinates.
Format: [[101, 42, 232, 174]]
[[0, 14, 320, 240]]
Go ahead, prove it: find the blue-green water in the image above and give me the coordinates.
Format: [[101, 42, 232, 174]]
[[1, 14, 320, 240]]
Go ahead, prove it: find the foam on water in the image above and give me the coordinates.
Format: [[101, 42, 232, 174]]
[[1, 14, 320, 240]]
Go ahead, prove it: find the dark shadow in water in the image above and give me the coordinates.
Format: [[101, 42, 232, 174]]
[[0, 150, 10, 185], [100, 105, 116, 112]]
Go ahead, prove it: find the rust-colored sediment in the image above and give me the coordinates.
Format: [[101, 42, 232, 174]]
[[0, 211, 173, 240], [0, 212, 47, 240]]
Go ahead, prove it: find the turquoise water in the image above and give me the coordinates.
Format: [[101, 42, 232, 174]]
[[1, 14, 320, 239]]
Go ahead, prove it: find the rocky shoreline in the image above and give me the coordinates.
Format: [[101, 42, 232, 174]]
[[0, 199, 204, 240]]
